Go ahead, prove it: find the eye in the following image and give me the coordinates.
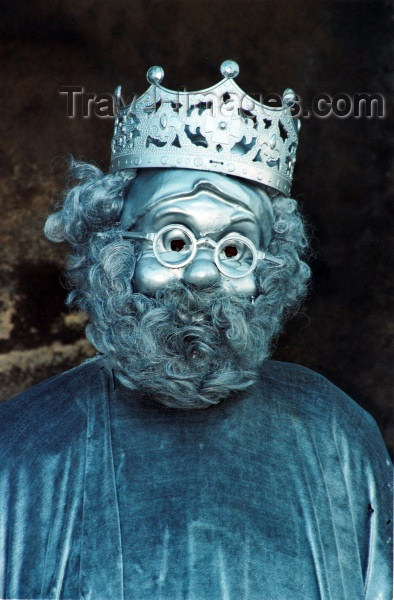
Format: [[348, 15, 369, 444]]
[[170, 239, 186, 252], [160, 227, 192, 253], [224, 245, 238, 258]]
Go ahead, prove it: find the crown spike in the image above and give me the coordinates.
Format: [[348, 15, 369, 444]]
[[113, 85, 122, 113], [220, 60, 239, 79], [147, 65, 165, 85], [282, 88, 297, 107]]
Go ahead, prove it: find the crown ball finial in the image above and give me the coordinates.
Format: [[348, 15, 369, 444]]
[[147, 65, 165, 85], [282, 88, 297, 107], [220, 60, 239, 79]]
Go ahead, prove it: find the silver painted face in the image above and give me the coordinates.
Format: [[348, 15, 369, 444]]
[[122, 170, 276, 296]]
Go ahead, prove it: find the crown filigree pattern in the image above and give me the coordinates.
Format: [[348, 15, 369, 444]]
[[110, 60, 300, 195]]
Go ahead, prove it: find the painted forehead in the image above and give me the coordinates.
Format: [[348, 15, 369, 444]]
[[121, 169, 274, 243]]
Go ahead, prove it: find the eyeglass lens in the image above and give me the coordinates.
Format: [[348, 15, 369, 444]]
[[216, 237, 255, 277], [153, 226, 196, 267]]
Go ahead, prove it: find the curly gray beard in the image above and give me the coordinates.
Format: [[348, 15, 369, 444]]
[[70, 234, 305, 409], [81, 245, 275, 409]]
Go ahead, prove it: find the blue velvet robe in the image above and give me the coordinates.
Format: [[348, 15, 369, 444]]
[[0, 357, 392, 599]]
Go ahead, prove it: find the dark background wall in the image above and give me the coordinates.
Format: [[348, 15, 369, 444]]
[[0, 0, 392, 455]]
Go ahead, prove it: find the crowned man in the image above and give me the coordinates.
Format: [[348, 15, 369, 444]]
[[0, 61, 392, 600]]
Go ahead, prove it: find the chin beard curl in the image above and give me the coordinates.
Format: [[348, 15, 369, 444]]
[[101, 282, 270, 410]]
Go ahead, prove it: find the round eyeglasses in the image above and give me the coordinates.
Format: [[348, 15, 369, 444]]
[[122, 224, 284, 279]]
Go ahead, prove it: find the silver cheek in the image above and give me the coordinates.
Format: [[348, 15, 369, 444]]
[[220, 275, 257, 296], [133, 256, 182, 295]]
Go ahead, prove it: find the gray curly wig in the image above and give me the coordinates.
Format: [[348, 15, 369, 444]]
[[45, 160, 311, 409]]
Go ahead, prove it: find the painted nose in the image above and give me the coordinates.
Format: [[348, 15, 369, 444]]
[[183, 256, 220, 289]]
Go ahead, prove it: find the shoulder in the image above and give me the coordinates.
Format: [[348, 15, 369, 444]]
[[1, 356, 108, 413], [260, 358, 367, 417], [254, 360, 392, 507], [0, 357, 110, 456], [258, 360, 385, 456]]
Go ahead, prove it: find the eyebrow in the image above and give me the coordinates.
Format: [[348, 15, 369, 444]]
[[152, 205, 191, 227], [229, 212, 258, 226]]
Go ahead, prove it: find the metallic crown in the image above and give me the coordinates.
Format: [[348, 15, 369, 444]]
[[110, 60, 300, 195]]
